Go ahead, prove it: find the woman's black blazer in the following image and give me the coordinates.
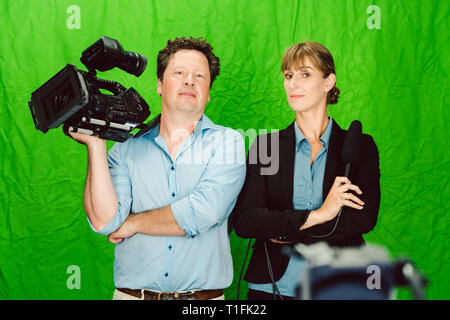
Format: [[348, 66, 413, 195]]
[[232, 119, 381, 284]]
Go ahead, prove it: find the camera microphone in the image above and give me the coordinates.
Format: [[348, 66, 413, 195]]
[[308, 120, 363, 238], [342, 120, 362, 177]]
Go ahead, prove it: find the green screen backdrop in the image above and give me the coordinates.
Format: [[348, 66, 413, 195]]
[[0, 0, 448, 300]]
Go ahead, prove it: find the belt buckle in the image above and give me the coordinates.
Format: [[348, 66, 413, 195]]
[[140, 289, 149, 300], [156, 291, 180, 300], [140, 288, 159, 300]]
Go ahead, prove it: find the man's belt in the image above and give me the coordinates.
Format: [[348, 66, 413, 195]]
[[117, 288, 224, 300]]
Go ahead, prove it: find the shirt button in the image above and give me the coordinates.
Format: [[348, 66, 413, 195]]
[[172, 192, 175, 197], [171, 166, 174, 171], [164, 272, 168, 277], [168, 245, 172, 250]]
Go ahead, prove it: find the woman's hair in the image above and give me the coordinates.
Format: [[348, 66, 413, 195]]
[[157, 37, 220, 88], [281, 41, 340, 105]]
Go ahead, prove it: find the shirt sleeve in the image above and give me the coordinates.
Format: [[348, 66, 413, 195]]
[[87, 142, 133, 235], [170, 129, 246, 238]]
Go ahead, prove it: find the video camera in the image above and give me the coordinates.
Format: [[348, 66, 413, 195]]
[[28, 36, 151, 142]]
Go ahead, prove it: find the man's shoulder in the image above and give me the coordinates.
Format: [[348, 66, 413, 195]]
[[203, 126, 244, 154], [202, 116, 243, 142], [108, 130, 153, 156], [209, 124, 242, 136]]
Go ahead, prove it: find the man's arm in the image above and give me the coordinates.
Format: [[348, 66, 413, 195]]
[[69, 132, 119, 231], [85, 140, 118, 231], [108, 206, 185, 243], [109, 129, 246, 242]]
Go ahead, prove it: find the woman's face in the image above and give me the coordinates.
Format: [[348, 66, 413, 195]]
[[283, 56, 335, 113]]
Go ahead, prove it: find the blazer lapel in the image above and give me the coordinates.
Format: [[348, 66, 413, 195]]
[[277, 119, 346, 207], [278, 121, 296, 209], [323, 119, 346, 197]]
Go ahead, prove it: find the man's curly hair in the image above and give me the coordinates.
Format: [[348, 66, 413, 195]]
[[157, 37, 220, 88]]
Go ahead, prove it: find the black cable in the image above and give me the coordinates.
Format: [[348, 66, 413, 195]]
[[236, 238, 253, 300], [264, 241, 283, 300], [307, 163, 350, 238], [307, 208, 343, 238]]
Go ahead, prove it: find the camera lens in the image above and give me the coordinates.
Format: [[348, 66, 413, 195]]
[[80, 37, 147, 77], [119, 51, 147, 77]]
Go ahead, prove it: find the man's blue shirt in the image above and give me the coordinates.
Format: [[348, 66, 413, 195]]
[[88, 114, 246, 291]]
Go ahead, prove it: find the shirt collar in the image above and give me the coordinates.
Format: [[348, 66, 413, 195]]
[[294, 117, 333, 151], [194, 114, 218, 135]]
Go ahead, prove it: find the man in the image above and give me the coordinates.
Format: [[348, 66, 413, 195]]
[[70, 37, 246, 300]]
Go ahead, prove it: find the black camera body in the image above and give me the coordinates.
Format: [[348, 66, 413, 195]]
[[28, 36, 150, 142]]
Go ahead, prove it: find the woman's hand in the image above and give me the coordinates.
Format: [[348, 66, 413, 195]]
[[270, 238, 292, 245], [315, 176, 364, 223]]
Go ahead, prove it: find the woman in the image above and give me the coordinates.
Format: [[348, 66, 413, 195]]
[[232, 42, 381, 300]]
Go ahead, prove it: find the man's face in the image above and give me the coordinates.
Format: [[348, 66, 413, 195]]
[[157, 49, 211, 116]]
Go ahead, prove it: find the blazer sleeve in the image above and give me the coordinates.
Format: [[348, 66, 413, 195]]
[[231, 135, 310, 241], [300, 134, 381, 243]]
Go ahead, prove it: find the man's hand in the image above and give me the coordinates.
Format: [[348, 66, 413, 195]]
[[68, 131, 106, 149], [108, 214, 138, 244]]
